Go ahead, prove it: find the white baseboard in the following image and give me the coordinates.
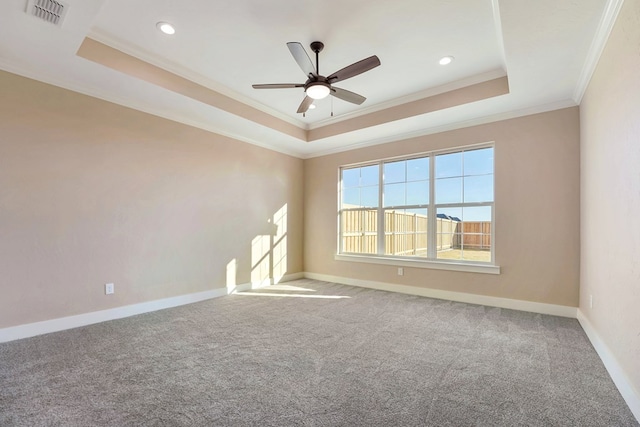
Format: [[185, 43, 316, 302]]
[[577, 309, 640, 423], [303, 272, 577, 318], [0, 272, 304, 343], [0, 288, 225, 343], [0, 271, 573, 344]]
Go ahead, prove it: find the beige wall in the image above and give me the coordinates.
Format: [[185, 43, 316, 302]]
[[304, 107, 581, 306], [0, 71, 304, 329], [580, 0, 640, 400]]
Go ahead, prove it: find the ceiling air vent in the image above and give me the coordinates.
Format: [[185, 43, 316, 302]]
[[26, 0, 67, 26]]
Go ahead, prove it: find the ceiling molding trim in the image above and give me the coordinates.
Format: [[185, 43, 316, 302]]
[[125, 110, 305, 158], [573, 0, 625, 104], [302, 99, 577, 159], [490, 0, 508, 72], [307, 76, 510, 142], [128, 111, 306, 159], [0, 60, 305, 159], [77, 37, 308, 141], [85, 33, 505, 134], [87, 30, 306, 130], [308, 69, 507, 130]]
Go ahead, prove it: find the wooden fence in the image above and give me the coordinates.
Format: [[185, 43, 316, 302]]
[[341, 209, 378, 254], [452, 221, 492, 250], [341, 210, 491, 254]]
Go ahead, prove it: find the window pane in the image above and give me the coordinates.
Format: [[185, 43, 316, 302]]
[[436, 152, 462, 178], [342, 187, 360, 207], [460, 206, 492, 262], [437, 207, 462, 220], [384, 161, 405, 184], [341, 209, 377, 254], [342, 168, 360, 188], [463, 206, 492, 222], [463, 175, 494, 203], [435, 206, 492, 262], [406, 181, 429, 205], [407, 157, 429, 181], [342, 165, 379, 208], [384, 208, 428, 257], [464, 147, 494, 176], [360, 165, 379, 186], [436, 177, 462, 204], [361, 186, 379, 207], [436, 207, 461, 258], [384, 183, 405, 207]]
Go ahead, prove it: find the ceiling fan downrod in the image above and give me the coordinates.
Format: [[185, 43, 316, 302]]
[[310, 41, 324, 76]]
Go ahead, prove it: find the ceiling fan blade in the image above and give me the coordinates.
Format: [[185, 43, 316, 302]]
[[287, 42, 317, 78], [331, 87, 366, 105], [252, 84, 304, 89], [327, 55, 381, 83], [297, 96, 314, 114]]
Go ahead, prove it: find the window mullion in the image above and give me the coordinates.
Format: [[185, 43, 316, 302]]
[[427, 155, 436, 259], [436, 202, 493, 209], [338, 168, 343, 255], [377, 162, 384, 255]]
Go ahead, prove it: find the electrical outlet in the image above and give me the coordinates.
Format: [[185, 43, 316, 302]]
[[397, 267, 404, 276], [589, 294, 593, 309], [105, 283, 114, 295]]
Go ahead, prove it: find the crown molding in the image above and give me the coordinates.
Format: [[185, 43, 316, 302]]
[[573, 0, 625, 103], [302, 99, 576, 159], [0, 59, 306, 158], [87, 30, 306, 130], [491, 0, 508, 73], [308, 69, 507, 130], [88, 31, 509, 135]]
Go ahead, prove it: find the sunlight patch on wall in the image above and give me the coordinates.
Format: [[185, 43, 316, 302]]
[[226, 258, 237, 293], [251, 234, 271, 288], [250, 204, 289, 288], [272, 204, 288, 283]]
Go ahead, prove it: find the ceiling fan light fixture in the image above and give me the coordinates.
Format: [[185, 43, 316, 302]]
[[156, 22, 176, 35], [306, 83, 331, 100], [439, 56, 454, 65]]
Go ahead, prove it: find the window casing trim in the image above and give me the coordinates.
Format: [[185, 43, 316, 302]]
[[337, 142, 496, 270], [334, 253, 500, 274]]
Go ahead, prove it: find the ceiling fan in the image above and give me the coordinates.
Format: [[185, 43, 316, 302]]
[[252, 41, 381, 114]]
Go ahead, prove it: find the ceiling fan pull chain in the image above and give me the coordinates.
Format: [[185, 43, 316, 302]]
[[331, 96, 334, 117]]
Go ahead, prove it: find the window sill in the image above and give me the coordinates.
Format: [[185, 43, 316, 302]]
[[334, 253, 500, 275]]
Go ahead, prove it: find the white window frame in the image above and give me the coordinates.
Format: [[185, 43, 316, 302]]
[[336, 142, 499, 274]]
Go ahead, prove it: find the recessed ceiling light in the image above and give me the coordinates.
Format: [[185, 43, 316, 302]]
[[308, 104, 316, 110], [156, 22, 175, 35], [439, 56, 454, 65]]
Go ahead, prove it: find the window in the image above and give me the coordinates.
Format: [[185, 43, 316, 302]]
[[339, 144, 494, 266]]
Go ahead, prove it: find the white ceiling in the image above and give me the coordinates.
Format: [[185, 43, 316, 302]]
[[0, 0, 611, 158]]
